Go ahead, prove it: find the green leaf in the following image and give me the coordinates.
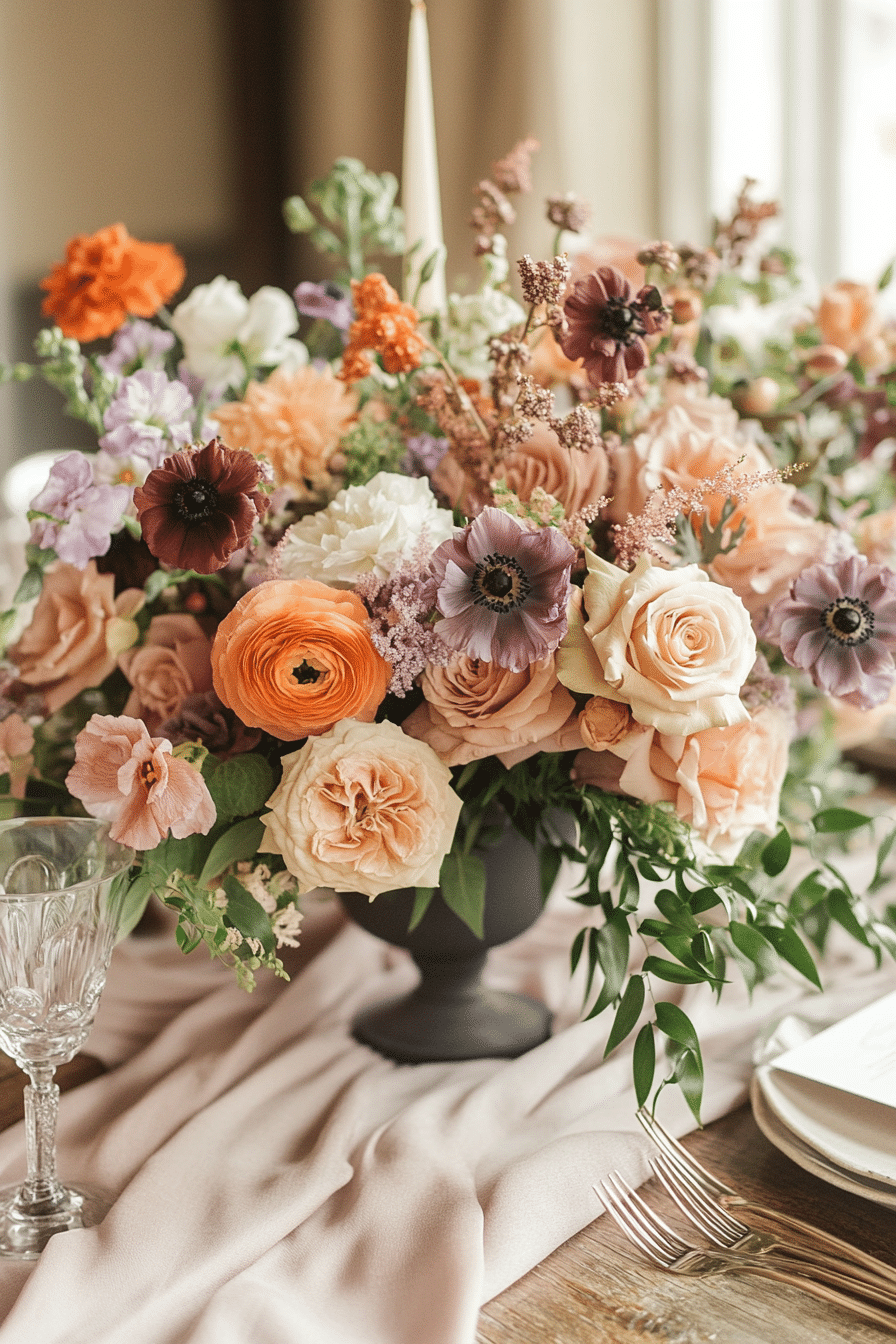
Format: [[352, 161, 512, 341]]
[[438, 849, 486, 938], [761, 827, 792, 877], [655, 1001, 703, 1067], [827, 889, 873, 949], [148, 833, 207, 880], [408, 886, 434, 932], [283, 195, 316, 232], [176, 921, 202, 954], [116, 871, 152, 940], [539, 844, 562, 902], [143, 567, 193, 603], [570, 926, 586, 975], [221, 874, 275, 954], [728, 920, 779, 977], [14, 567, 47, 604], [198, 816, 265, 889], [813, 807, 872, 834], [642, 956, 705, 985], [763, 924, 822, 989], [586, 910, 631, 1017], [632, 1023, 655, 1108], [205, 754, 274, 819], [655, 890, 698, 933], [672, 1047, 704, 1125], [878, 256, 895, 291], [788, 868, 828, 912], [604, 975, 645, 1057]]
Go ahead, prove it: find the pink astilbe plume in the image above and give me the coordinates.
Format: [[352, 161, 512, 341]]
[[355, 539, 449, 697], [612, 462, 789, 571]]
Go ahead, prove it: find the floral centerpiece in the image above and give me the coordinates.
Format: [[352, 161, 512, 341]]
[[2, 143, 896, 1117]]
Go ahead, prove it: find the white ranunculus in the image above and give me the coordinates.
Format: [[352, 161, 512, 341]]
[[277, 471, 456, 587], [259, 719, 463, 898], [171, 277, 305, 388], [440, 287, 526, 381], [558, 551, 756, 736]]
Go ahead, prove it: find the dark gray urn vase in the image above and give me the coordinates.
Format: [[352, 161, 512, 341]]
[[338, 822, 552, 1064]]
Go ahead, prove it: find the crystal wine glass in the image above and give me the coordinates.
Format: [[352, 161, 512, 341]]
[[0, 817, 134, 1258]]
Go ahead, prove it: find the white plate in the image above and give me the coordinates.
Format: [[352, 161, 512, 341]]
[[751, 1076, 896, 1210], [752, 983, 896, 1201]]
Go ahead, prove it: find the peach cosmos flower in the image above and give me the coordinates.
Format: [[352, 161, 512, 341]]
[[9, 562, 144, 715], [610, 705, 792, 860], [259, 719, 462, 899], [66, 714, 216, 851], [558, 552, 755, 736], [211, 365, 357, 497], [40, 224, 185, 343], [401, 653, 577, 767], [211, 579, 390, 740], [119, 614, 214, 730], [0, 714, 35, 800], [494, 421, 610, 516]]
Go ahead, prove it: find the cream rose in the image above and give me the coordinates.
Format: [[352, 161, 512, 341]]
[[612, 705, 792, 860], [401, 653, 577, 767], [259, 719, 463, 898], [558, 552, 755, 735]]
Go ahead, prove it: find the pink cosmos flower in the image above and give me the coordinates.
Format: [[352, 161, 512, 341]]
[[428, 507, 575, 672], [66, 713, 216, 851]]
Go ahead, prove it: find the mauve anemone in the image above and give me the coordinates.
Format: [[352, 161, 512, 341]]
[[134, 438, 269, 574], [560, 266, 667, 386], [428, 507, 575, 673], [766, 554, 896, 709]]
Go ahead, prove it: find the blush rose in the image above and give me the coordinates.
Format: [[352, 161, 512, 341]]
[[120, 613, 214, 729], [259, 719, 463, 898]]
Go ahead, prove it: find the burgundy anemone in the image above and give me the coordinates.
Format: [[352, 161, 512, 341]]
[[134, 438, 269, 574], [429, 507, 575, 673], [560, 266, 668, 386]]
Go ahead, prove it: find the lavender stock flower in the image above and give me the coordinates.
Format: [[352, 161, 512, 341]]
[[96, 319, 175, 375], [29, 452, 130, 567], [99, 368, 197, 467], [429, 507, 575, 672], [766, 554, 896, 708]]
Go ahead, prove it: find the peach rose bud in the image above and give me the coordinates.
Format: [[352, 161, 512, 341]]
[[578, 696, 633, 750]]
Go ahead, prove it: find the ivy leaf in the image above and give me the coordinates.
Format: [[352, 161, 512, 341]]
[[813, 807, 872, 834], [632, 1023, 656, 1108], [198, 816, 266, 889], [604, 975, 645, 1057], [761, 828, 792, 877], [438, 849, 486, 938]]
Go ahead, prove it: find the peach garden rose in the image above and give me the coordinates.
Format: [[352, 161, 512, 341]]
[[259, 719, 463, 899], [557, 551, 756, 735]]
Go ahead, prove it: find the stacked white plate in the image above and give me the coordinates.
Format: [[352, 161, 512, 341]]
[[751, 983, 896, 1209]]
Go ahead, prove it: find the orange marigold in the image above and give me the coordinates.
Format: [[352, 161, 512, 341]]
[[40, 223, 185, 342], [339, 273, 426, 384], [211, 364, 357, 496]]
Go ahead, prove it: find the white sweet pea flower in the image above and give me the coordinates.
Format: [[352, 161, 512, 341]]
[[171, 277, 307, 388]]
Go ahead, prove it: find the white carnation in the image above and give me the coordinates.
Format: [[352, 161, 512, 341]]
[[278, 471, 455, 587], [440, 287, 526, 381], [171, 277, 307, 389]]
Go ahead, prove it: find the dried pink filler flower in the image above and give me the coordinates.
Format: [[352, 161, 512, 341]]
[[765, 555, 896, 709], [429, 507, 575, 672], [66, 713, 216, 850], [560, 266, 668, 386]]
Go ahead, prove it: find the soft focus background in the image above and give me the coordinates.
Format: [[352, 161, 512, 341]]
[[1, 0, 895, 471]]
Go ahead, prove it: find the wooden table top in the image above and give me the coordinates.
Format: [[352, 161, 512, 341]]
[[1, 1044, 893, 1341], [477, 1103, 896, 1343]]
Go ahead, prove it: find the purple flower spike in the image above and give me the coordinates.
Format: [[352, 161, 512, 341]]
[[429, 507, 575, 672], [766, 554, 896, 709], [294, 281, 353, 333]]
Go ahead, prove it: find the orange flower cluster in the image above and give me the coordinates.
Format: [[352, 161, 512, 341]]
[[339, 273, 426, 385], [40, 223, 185, 343]]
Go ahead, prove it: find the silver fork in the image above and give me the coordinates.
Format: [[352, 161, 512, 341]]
[[649, 1153, 896, 1311], [595, 1171, 896, 1332], [637, 1106, 896, 1289]]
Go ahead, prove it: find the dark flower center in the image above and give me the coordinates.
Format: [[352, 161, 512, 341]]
[[597, 296, 645, 347], [292, 660, 323, 685], [821, 596, 875, 646], [174, 478, 220, 521], [140, 760, 159, 789], [471, 553, 531, 613]]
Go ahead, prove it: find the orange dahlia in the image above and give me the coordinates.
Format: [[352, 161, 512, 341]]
[[40, 223, 185, 342]]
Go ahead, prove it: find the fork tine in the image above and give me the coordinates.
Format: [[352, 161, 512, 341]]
[[595, 1177, 669, 1266], [637, 1106, 736, 1197], [596, 1172, 689, 1264], [650, 1156, 746, 1246]]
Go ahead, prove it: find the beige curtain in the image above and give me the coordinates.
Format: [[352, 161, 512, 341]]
[[285, 0, 660, 288]]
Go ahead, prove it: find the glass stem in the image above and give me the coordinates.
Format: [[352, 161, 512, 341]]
[[19, 1067, 65, 1213]]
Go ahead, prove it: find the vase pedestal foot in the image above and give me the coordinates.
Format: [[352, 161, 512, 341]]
[[350, 985, 552, 1064]]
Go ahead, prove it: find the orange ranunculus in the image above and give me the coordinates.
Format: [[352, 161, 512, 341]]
[[210, 579, 390, 740], [40, 224, 186, 342], [339, 273, 425, 384]]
